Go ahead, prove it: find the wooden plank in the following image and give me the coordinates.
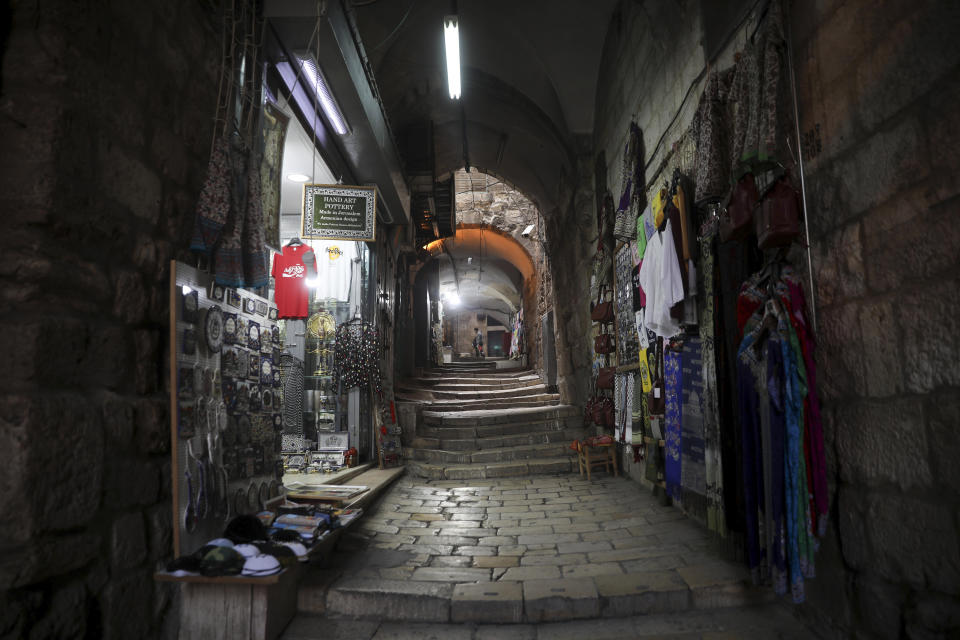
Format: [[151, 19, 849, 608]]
[[154, 571, 284, 585], [169, 259, 180, 558]]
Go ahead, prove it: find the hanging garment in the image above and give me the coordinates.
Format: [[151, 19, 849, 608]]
[[680, 339, 706, 500], [691, 70, 733, 204], [242, 156, 269, 289], [664, 348, 683, 502], [281, 352, 304, 435], [190, 137, 231, 254], [272, 243, 312, 319], [213, 139, 249, 287], [638, 220, 685, 338], [698, 230, 725, 534]]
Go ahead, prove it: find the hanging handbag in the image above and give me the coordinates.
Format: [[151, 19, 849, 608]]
[[584, 396, 596, 427], [592, 396, 614, 427], [719, 173, 759, 242], [756, 176, 802, 249], [594, 333, 614, 354], [596, 366, 615, 390], [590, 286, 615, 324]]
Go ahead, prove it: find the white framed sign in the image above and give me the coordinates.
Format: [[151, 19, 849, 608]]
[[302, 184, 376, 241], [317, 432, 349, 451]]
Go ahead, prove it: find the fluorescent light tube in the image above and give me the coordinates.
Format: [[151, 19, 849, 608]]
[[444, 16, 461, 100], [292, 52, 350, 135]]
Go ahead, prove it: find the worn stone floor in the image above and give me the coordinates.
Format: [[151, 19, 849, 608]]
[[284, 472, 819, 637]]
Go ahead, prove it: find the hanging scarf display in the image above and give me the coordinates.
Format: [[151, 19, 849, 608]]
[[664, 347, 683, 501]]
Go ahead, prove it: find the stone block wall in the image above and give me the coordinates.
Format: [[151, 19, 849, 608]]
[[0, 1, 220, 638], [589, 0, 960, 636], [791, 1, 960, 636]]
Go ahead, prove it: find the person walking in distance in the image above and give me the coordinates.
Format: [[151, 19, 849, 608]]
[[472, 327, 484, 358]]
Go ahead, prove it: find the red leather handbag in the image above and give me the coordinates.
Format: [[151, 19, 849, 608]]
[[596, 367, 615, 390], [594, 334, 614, 354], [591, 287, 615, 324], [592, 396, 614, 427], [720, 173, 759, 242], [756, 176, 802, 249]]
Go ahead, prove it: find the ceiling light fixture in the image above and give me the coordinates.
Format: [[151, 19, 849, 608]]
[[280, 51, 350, 135], [443, 15, 461, 100], [287, 173, 310, 183]]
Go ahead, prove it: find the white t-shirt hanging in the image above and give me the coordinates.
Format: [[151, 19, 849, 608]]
[[638, 219, 684, 338], [311, 240, 359, 301]]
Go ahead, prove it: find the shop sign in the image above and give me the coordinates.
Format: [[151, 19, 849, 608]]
[[302, 184, 376, 241]]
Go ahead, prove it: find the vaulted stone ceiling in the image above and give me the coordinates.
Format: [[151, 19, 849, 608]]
[[351, 0, 619, 215]]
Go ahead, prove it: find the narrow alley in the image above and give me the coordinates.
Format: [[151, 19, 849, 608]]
[[2, 1, 959, 639]]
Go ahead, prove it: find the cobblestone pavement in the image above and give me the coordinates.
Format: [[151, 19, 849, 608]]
[[284, 472, 818, 637]]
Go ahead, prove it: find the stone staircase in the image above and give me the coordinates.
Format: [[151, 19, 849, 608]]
[[396, 364, 581, 480]]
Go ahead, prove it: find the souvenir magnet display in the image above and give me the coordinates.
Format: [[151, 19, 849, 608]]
[[247, 321, 260, 351], [243, 298, 257, 315], [256, 301, 268, 317], [209, 281, 225, 302], [226, 289, 241, 309]]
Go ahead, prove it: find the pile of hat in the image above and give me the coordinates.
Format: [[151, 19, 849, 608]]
[[166, 515, 309, 578]]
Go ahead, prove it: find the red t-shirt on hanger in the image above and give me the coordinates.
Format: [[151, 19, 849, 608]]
[[272, 244, 312, 319]]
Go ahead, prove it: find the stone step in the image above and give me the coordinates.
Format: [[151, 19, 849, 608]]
[[416, 398, 561, 413], [413, 379, 543, 392], [407, 456, 578, 481], [304, 562, 774, 623], [411, 441, 574, 464], [423, 404, 580, 426], [421, 368, 531, 379], [403, 384, 552, 401], [415, 417, 580, 441], [406, 373, 541, 386]]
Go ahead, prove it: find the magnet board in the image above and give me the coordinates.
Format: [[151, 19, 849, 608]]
[[614, 242, 640, 367]]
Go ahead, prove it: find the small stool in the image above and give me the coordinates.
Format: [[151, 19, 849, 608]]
[[577, 441, 619, 480]]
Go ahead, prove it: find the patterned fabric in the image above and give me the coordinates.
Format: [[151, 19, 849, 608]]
[[213, 139, 248, 287], [664, 348, 683, 501], [698, 230, 725, 534], [680, 339, 706, 499], [334, 322, 382, 395], [280, 352, 304, 435], [242, 155, 270, 288], [614, 373, 634, 444], [191, 137, 231, 254], [691, 70, 733, 203]]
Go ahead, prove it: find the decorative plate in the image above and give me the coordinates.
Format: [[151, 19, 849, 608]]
[[178, 366, 195, 399], [222, 377, 237, 411], [234, 488, 247, 515], [262, 389, 273, 410], [272, 369, 282, 388], [209, 282, 225, 302], [249, 386, 262, 412], [272, 326, 282, 346], [255, 301, 268, 317], [258, 481, 269, 508], [260, 356, 273, 385], [203, 305, 224, 353], [226, 288, 241, 309], [272, 413, 283, 430], [236, 350, 249, 378], [236, 384, 250, 414], [248, 353, 260, 381], [247, 321, 260, 351], [224, 415, 238, 446], [238, 414, 251, 444], [223, 312, 238, 345], [243, 298, 257, 315], [182, 328, 197, 356], [182, 290, 199, 324], [237, 317, 248, 344], [177, 401, 195, 439], [268, 307, 278, 321], [202, 367, 214, 397], [260, 334, 272, 354]]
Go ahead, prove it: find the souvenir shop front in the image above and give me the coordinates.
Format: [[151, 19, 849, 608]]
[[584, 0, 827, 605], [156, 3, 410, 638]]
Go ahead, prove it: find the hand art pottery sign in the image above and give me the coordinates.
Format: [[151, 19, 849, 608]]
[[302, 184, 377, 241]]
